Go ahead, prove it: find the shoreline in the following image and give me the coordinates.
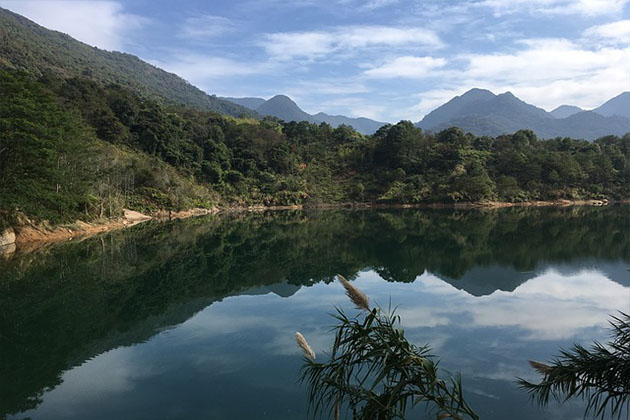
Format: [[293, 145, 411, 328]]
[[1, 199, 625, 255]]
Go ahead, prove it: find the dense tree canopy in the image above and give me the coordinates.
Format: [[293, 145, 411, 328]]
[[1, 69, 628, 226]]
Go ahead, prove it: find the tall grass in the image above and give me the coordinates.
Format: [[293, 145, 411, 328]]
[[518, 312, 630, 419]]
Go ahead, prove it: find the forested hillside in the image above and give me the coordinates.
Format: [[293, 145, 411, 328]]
[[1, 69, 629, 228], [0, 7, 255, 117]]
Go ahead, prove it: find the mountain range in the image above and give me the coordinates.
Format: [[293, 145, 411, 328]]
[[416, 88, 630, 140], [0, 6, 628, 140], [224, 94, 387, 135]]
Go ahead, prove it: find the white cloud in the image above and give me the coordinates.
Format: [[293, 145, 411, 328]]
[[362, 0, 400, 10], [477, 0, 629, 16], [0, 0, 147, 51], [151, 54, 274, 84], [180, 15, 235, 39], [364, 56, 447, 79], [584, 19, 630, 44], [412, 38, 630, 117], [261, 25, 443, 60]]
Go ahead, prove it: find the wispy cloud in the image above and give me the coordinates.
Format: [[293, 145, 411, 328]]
[[477, 0, 629, 16], [362, 0, 400, 10], [364, 56, 447, 79], [583, 19, 630, 44], [261, 25, 443, 60], [180, 15, 236, 39], [0, 0, 147, 51], [151, 54, 275, 86]]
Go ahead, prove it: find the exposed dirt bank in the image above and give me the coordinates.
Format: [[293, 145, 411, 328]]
[[4, 208, 217, 255]]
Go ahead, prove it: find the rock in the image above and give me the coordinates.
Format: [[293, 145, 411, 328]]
[[0, 242, 16, 257], [0, 227, 16, 247], [123, 209, 152, 226]]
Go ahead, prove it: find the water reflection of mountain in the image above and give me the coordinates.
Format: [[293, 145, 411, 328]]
[[438, 260, 630, 296], [1, 206, 628, 417]]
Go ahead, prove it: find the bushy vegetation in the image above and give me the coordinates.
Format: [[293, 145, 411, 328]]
[[1, 69, 629, 226]]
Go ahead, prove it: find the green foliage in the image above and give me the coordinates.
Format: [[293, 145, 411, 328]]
[[1, 68, 629, 226], [518, 313, 630, 419], [0, 8, 255, 117], [0, 70, 94, 223]]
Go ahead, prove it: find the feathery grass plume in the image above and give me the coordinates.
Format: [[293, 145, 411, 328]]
[[529, 360, 552, 375], [295, 331, 315, 361], [337, 274, 370, 311], [299, 306, 479, 420]]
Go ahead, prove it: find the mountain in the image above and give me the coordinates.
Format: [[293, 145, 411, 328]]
[[548, 111, 630, 139], [223, 97, 267, 110], [593, 92, 630, 119], [224, 95, 387, 134], [550, 105, 583, 118], [0, 7, 255, 117], [313, 112, 387, 135], [418, 88, 497, 128], [255, 94, 319, 124], [417, 89, 630, 140]]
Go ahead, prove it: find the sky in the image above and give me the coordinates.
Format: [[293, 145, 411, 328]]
[[1, 0, 629, 122]]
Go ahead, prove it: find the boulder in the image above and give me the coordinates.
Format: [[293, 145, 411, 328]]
[[0, 227, 16, 247]]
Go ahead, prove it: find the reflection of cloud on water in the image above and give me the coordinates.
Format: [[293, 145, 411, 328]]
[[16, 348, 161, 419], [361, 269, 629, 341], [19, 268, 628, 419]]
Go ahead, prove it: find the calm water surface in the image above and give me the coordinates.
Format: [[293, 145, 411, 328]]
[[1, 207, 629, 420]]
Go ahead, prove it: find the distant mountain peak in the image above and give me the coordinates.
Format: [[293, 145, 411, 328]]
[[550, 105, 583, 119], [459, 88, 496, 101], [594, 92, 630, 119], [224, 95, 387, 134], [266, 94, 297, 104], [417, 88, 630, 140]]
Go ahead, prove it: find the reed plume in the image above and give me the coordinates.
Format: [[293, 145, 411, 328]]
[[296, 332, 315, 361], [337, 274, 370, 311], [528, 360, 552, 375]]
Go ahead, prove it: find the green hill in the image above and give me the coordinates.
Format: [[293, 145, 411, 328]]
[[0, 7, 256, 117]]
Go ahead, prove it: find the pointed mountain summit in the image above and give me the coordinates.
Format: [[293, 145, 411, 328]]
[[418, 88, 496, 128], [550, 105, 583, 118], [255, 95, 319, 124], [593, 92, 630, 119]]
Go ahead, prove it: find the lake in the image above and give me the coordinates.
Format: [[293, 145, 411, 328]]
[[1, 206, 629, 420]]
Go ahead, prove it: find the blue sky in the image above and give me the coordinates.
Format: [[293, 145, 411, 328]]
[[2, 0, 629, 122]]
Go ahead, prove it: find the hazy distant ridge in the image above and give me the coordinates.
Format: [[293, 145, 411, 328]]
[[416, 89, 630, 140], [224, 95, 387, 134]]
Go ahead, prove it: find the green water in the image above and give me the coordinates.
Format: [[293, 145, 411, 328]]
[[1, 206, 629, 419]]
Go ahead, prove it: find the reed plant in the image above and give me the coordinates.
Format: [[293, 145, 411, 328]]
[[296, 275, 479, 420], [518, 312, 630, 419]]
